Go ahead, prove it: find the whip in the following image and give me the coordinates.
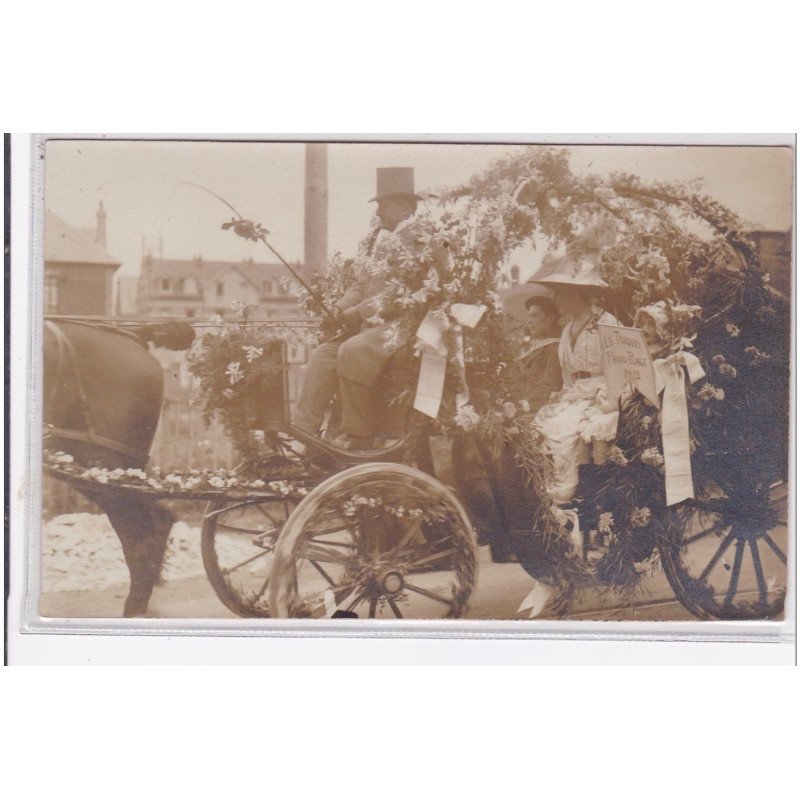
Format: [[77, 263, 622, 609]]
[[177, 182, 339, 322]]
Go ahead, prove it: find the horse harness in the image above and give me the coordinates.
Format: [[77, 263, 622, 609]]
[[44, 319, 152, 463]]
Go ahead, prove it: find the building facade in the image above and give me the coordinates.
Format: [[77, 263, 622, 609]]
[[136, 254, 304, 320], [44, 203, 120, 316]]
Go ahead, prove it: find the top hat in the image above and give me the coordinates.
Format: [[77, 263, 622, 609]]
[[370, 167, 422, 202]]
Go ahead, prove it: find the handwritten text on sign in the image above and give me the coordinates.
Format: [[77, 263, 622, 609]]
[[598, 324, 659, 406]]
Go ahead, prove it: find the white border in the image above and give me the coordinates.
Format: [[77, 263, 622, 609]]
[[8, 133, 797, 664]]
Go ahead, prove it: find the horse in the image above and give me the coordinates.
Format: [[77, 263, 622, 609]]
[[43, 318, 195, 617]]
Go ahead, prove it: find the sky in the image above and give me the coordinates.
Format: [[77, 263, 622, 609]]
[[44, 139, 793, 279]]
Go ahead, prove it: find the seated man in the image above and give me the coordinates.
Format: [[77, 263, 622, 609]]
[[293, 167, 421, 448], [517, 293, 563, 414]]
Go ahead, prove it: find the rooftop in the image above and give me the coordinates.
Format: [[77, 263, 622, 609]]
[[142, 256, 295, 291], [45, 210, 120, 267]]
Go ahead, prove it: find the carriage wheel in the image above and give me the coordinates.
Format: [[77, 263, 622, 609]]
[[268, 464, 478, 619], [201, 494, 299, 617], [658, 481, 788, 620]]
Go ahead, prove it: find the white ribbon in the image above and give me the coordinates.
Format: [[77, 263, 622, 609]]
[[413, 303, 486, 419], [517, 579, 555, 619], [652, 351, 705, 507]]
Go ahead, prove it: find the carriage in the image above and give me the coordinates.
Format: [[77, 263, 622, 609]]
[[43, 151, 791, 623], [196, 332, 789, 622], [44, 318, 788, 623]]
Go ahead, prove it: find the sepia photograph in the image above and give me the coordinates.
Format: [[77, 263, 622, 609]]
[[35, 137, 793, 625]]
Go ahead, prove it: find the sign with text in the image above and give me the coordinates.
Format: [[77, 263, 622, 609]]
[[598, 325, 659, 407]]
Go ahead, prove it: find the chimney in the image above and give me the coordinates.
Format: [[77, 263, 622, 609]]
[[304, 143, 328, 276], [96, 201, 107, 247]]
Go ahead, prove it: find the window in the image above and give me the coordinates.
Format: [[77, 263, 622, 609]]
[[175, 277, 185, 293], [262, 279, 273, 295], [44, 275, 59, 313], [185, 308, 195, 318], [216, 282, 224, 297], [160, 278, 171, 292]]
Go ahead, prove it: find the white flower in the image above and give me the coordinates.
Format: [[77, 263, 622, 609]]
[[630, 506, 652, 528], [343, 501, 357, 518], [698, 383, 725, 401], [454, 404, 481, 432], [208, 476, 225, 489], [231, 300, 246, 317], [208, 314, 224, 326], [502, 401, 517, 419], [725, 323, 741, 338], [718, 363, 737, 378], [607, 446, 629, 466], [598, 512, 614, 535], [225, 362, 244, 384], [518, 399, 530, 413], [640, 447, 664, 468], [242, 345, 264, 363]]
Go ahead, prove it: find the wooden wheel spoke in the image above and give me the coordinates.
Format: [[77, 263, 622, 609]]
[[307, 536, 353, 549], [762, 532, 787, 565], [368, 598, 378, 618], [217, 522, 269, 535], [387, 597, 404, 618], [306, 582, 359, 615], [299, 544, 351, 565], [222, 549, 270, 575], [405, 582, 453, 607], [308, 559, 336, 587], [204, 499, 265, 520], [698, 532, 735, 583], [404, 539, 453, 569], [344, 591, 367, 613], [334, 583, 359, 605], [723, 539, 746, 608], [256, 505, 282, 525], [749, 539, 768, 607], [684, 522, 727, 547], [393, 519, 424, 553], [254, 573, 270, 600], [304, 522, 352, 538]]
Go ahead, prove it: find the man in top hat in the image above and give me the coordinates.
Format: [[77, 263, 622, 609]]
[[293, 167, 421, 447]]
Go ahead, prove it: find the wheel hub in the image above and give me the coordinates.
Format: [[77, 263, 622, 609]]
[[380, 570, 405, 595]]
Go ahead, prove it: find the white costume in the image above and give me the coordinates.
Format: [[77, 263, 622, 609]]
[[533, 310, 621, 503]]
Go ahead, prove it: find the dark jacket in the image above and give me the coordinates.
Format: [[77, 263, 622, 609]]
[[519, 337, 562, 413]]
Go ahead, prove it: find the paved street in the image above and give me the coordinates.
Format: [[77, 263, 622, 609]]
[[37, 539, 776, 623]]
